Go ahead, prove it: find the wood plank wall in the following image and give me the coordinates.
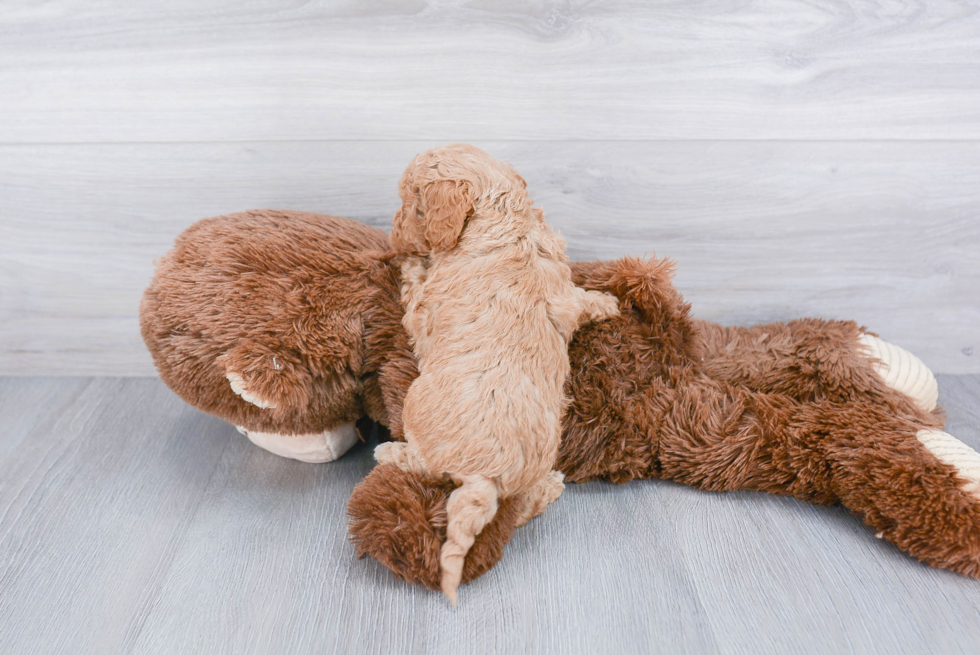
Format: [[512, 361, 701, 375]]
[[1, 1, 978, 375]]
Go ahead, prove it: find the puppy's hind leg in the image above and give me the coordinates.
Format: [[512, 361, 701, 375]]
[[515, 470, 565, 527]]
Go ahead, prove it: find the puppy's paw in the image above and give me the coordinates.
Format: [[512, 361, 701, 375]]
[[374, 441, 428, 476], [227, 371, 277, 409], [594, 291, 621, 321], [582, 289, 621, 322], [374, 441, 404, 465]]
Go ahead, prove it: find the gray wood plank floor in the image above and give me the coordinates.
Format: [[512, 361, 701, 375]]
[[2, 376, 979, 654]]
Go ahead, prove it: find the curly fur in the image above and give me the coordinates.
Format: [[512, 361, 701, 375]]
[[382, 145, 619, 601], [141, 211, 980, 586], [139, 210, 392, 435], [355, 256, 979, 581]]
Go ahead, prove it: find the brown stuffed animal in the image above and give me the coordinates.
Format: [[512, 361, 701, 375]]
[[141, 209, 980, 590]]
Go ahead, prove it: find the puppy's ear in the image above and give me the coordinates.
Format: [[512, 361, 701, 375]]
[[421, 179, 473, 252]]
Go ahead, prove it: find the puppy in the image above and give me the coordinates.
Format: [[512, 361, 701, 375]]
[[375, 144, 620, 602]]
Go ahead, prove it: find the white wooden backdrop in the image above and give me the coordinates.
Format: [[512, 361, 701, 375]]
[[1, 0, 978, 375]]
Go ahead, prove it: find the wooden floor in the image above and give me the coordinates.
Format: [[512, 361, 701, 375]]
[[1, 375, 979, 654]]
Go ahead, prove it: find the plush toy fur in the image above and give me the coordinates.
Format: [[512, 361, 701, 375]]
[[140, 209, 418, 460], [141, 210, 980, 590]]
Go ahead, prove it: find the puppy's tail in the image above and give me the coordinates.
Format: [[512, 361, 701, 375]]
[[440, 475, 499, 604]]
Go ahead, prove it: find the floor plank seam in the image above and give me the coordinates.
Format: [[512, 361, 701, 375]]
[[119, 427, 236, 655]]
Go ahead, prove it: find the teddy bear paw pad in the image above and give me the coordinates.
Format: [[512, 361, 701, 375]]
[[858, 334, 939, 412], [238, 423, 359, 463], [917, 429, 980, 499]]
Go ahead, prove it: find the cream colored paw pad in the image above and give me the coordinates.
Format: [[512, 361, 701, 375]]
[[917, 429, 980, 499], [237, 422, 359, 463], [858, 334, 939, 412]]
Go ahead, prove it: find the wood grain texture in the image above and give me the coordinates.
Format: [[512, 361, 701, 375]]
[[1, 141, 977, 375], [1, 375, 979, 654], [1, 0, 978, 374], [2, 1, 980, 142]]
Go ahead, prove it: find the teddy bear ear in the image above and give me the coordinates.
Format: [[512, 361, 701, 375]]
[[420, 179, 473, 252]]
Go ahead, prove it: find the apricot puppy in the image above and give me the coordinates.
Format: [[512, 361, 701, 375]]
[[374, 144, 619, 602]]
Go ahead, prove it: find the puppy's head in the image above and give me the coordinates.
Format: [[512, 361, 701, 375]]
[[390, 144, 529, 255]]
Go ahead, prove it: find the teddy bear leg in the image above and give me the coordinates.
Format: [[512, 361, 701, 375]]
[[696, 319, 876, 402], [857, 334, 939, 413], [655, 378, 836, 501], [837, 428, 980, 578], [236, 423, 359, 463], [659, 381, 980, 577], [803, 401, 980, 578]]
